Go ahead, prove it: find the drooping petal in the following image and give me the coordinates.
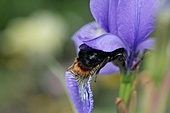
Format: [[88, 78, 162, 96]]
[[72, 22, 105, 52], [90, 0, 119, 33], [79, 34, 125, 52], [65, 71, 93, 113], [117, 0, 159, 49], [136, 38, 155, 52]]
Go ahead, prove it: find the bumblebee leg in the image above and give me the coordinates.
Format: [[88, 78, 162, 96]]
[[94, 56, 111, 83], [94, 68, 101, 83]]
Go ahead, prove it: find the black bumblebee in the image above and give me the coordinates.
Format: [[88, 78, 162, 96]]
[[68, 44, 126, 83]]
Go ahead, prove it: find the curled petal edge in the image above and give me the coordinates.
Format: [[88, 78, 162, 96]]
[[79, 34, 125, 52]]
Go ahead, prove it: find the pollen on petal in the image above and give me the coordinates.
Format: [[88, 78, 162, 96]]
[[65, 71, 94, 113]]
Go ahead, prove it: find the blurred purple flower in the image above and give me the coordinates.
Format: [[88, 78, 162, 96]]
[[66, 0, 159, 113]]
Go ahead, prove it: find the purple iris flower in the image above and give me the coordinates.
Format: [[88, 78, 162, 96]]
[[66, 0, 159, 113]]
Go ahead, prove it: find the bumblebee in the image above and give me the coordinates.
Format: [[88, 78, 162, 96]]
[[68, 44, 126, 84]]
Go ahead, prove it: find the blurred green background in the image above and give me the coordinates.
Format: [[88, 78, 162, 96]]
[[0, 0, 170, 113]]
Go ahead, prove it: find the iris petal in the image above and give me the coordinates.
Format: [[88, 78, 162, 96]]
[[108, 0, 119, 34], [79, 34, 125, 52], [65, 71, 93, 113], [90, 0, 110, 32], [136, 38, 155, 52], [77, 22, 106, 40], [99, 62, 119, 75], [72, 22, 105, 52], [117, 0, 159, 49], [90, 0, 119, 33]]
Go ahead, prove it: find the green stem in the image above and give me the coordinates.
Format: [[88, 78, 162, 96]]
[[119, 80, 134, 103], [119, 72, 135, 104]]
